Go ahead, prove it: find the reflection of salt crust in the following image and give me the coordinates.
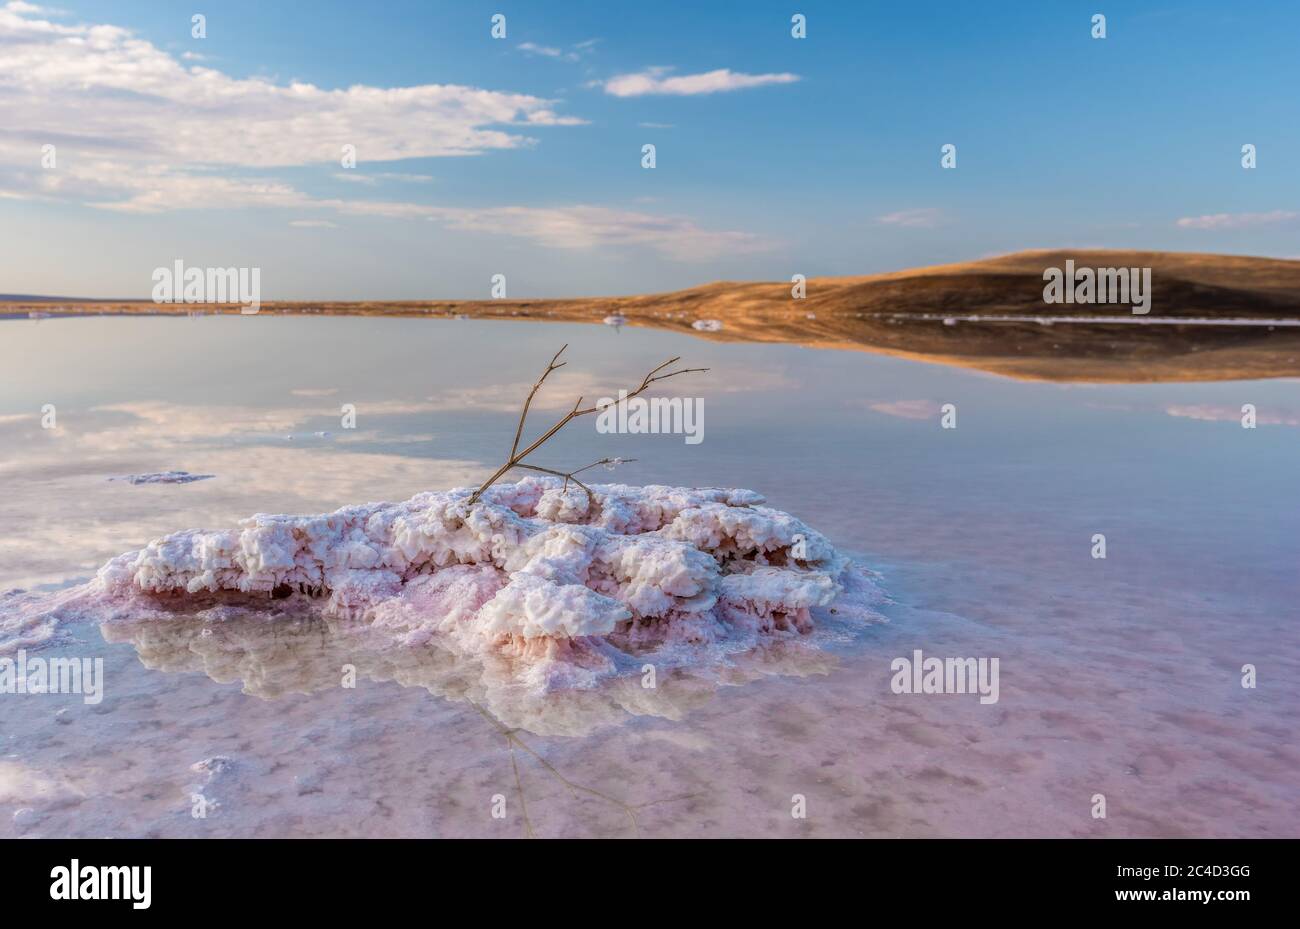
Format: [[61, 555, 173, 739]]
[[95, 478, 877, 689]]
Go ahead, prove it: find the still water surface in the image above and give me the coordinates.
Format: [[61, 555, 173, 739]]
[[1, 315, 1296, 836]]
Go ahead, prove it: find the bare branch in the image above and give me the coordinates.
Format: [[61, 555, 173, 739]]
[[464, 349, 706, 506], [579, 364, 709, 417], [510, 458, 636, 503], [511, 345, 568, 460], [569, 457, 636, 478], [512, 463, 596, 501]]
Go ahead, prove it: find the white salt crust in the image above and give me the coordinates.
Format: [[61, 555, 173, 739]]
[[17, 479, 881, 691]]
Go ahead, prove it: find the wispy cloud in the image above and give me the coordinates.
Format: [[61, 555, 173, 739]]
[[519, 42, 571, 60], [1175, 210, 1298, 230], [518, 38, 600, 62], [289, 219, 337, 228], [598, 67, 799, 97], [519, 41, 578, 62], [332, 172, 434, 186], [417, 204, 770, 261], [878, 208, 947, 229], [41, 164, 766, 259]]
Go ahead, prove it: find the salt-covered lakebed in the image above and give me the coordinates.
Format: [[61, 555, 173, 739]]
[[1, 315, 1297, 837]]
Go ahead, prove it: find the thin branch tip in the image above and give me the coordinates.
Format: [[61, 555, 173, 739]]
[[466, 349, 706, 506]]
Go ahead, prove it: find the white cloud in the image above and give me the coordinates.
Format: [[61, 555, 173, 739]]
[[878, 208, 946, 229], [0, 1, 581, 206], [289, 219, 337, 228], [0, 5, 764, 261], [1175, 210, 1297, 230], [600, 67, 800, 97]]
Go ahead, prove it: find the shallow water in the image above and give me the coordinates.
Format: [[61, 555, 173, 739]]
[[1, 315, 1297, 837]]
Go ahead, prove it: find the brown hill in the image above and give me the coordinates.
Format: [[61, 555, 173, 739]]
[[10, 250, 1300, 382]]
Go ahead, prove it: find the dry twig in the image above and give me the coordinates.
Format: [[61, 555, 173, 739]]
[[466, 345, 707, 506]]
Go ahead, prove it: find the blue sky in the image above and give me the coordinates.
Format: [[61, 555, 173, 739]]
[[1, 0, 1298, 299]]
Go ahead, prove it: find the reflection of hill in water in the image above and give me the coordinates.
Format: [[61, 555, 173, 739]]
[[99, 604, 842, 738], [22, 251, 1300, 383]]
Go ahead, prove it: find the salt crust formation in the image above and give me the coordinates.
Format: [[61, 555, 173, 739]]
[[90, 478, 881, 691]]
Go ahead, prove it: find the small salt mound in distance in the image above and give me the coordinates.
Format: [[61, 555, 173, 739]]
[[691, 319, 724, 332], [111, 471, 214, 485], [603, 315, 628, 326]]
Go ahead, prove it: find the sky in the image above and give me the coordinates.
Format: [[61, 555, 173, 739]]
[[1, 0, 1298, 299]]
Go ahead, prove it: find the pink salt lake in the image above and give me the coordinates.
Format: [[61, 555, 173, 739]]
[[1, 315, 1296, 837]]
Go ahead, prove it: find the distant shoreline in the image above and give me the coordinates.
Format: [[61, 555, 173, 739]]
[[7, 250, 1300, 384]]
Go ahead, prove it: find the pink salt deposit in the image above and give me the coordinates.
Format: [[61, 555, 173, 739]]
[[84, 477, 882, 691]]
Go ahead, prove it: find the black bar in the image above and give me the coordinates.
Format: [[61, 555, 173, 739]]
[[3, 838, 1285, 915]]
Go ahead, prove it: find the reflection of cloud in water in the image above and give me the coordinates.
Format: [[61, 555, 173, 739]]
[[0, 403, 481, 589], [421, 365, 796, 413], [865, 399, 941, 420], [1165, 403, 1299, 426], [0, 760, 84, 807], [99, 603, 844, 738]]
